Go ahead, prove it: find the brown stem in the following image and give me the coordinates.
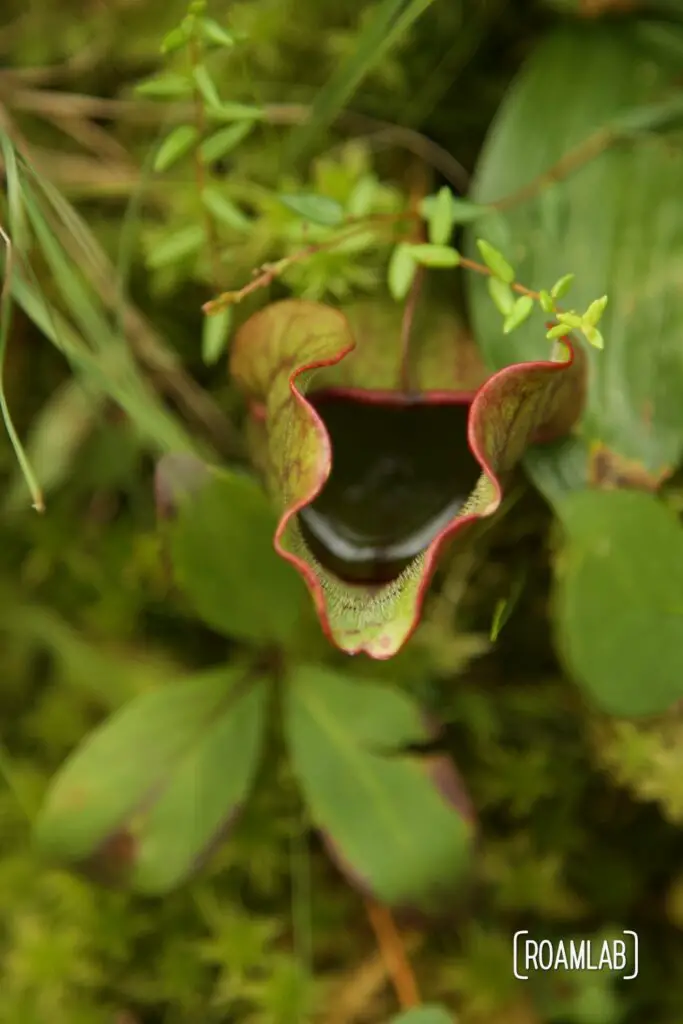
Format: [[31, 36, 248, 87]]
[[365, 899, 420, 1010], [398, 265, 424, 394], [457, 255, 543, 301], [202, 211, 417, 314], [491, 127, 616, 213]]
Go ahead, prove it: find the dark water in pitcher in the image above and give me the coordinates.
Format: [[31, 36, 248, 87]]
[[298, 391, 480, 583]]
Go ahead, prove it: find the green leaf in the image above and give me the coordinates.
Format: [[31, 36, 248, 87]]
[[200, 121, 256, 163], [285, 665, 474, 908], [420, 191, 489, 234], [201, 187, 250, 231], [147, 224, 205, 269], [0, 134, 43, 510], [279, 194, 345, 227], [503, 295, 534, 334], [539, 289, 555, 312], [229, 299, 584, 657], [35, 667, 267, 892], [550, 273, 575, 299], [583, 294, 608, 327], [546, 323, 570, 340], [425, 186, 454, 245], [476, 239, 515, 283], [581, 325, 604, 350], [153, 125, 199, 172], [202, 306, 233, 365], [169, 466, 309, 644], [554, 490, 683, 716], [449, 197, 490, 224], [487, 277, 515, 316], [284, 0, 437, 164], [199, 17, 235, 47], [407, 243, 461, 268], [467, 26, 683, 501], [135, 72, 193, 98], [192, 65, 221, 108], [388, 244, 417, 301], [3, 380, 100, 512], [389, 1008, 454, 1024], [161, 25, 190, 53], [207, 102, 266, 122], [555, 312, 583, 329]]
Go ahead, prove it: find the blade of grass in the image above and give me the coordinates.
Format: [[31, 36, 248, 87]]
[[284, 0, 437, 166], [0, 134, 44, 510], [0, 135, 201, 457]]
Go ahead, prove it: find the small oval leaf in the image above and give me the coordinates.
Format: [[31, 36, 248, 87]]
[[202, 305, 233, 365], [503, 294, 534, 334], [201, 187, 251, 231], [192, 65, 221, 108], [279, 193, 345, 227], [407, 243, 461, 268], [476, 238, 515, 283], [135, 73, 193, 98], [388, 244, 417, 301], [154, 124, 199, 172], [200, 121, 256, 163], [147, 224, 205, 269]]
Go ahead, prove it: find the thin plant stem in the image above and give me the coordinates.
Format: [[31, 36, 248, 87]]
[[188, 35, 222, 286], [365, 898, 421, 1010]]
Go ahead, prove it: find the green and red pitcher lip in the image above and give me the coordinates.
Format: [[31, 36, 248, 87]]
[[227, 300, 584, 657]]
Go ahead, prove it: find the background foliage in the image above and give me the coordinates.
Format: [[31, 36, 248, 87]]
[[2, 1, 683, 1022]]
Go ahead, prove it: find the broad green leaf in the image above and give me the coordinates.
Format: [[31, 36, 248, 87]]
[[389, 1009, 454, 1024], [169, 466, 309, 645], [285, 665, 474, 909], [200, 121, 255, 163], [279, 194, 345, 227], [154, 125, 199, 172], [35, 667, 268, 892], [554, 490, 683, 716], [229, 299, 584, 657], [466, 26, 683, 501]]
